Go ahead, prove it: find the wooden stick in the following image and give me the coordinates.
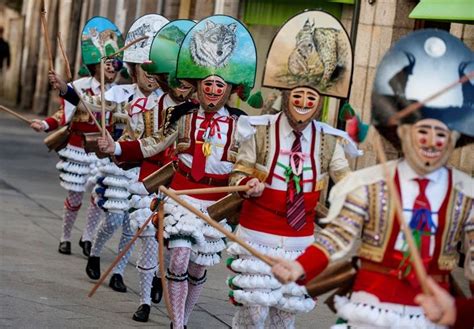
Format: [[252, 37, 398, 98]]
[[104, 35, 149, 59], [0, 105, 32, 124], [88, 210, 157, 298], [373, 135, 430, 294], [40, 0, 54, 71], [174, 185, 249, 196], [157, 201, 173, 320], [159, 186, 275, 266], [57, 32, 72, 81], [99, 59, 106, 138], [70, 82, 104, 134], [389, 71, 474, 125]]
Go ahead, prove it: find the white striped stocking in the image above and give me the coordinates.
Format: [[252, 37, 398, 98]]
[[268, 307, 295, 329], [61, 191, 83, 242], [90, 212, 123, 257], [232, 305, 269, 329], [136, 236, 158, 305], [167, 247, 191, 329], [81, 196, 102, 242], [112, 212, 135, 275], [183, 261, 207, 325]]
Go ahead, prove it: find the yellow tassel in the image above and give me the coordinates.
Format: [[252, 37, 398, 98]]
[[202, 142, 212, 157]]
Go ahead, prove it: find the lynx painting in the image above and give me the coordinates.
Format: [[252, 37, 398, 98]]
[[263, 11, 353, 99]]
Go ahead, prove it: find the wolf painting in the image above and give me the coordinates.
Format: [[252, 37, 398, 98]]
[[190, 21, 237, 68]]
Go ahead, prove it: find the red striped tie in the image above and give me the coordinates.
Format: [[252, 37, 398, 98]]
[[286, 131, 306, 230]]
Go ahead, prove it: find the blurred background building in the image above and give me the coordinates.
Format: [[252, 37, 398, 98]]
[[0, 0, 473, 174]]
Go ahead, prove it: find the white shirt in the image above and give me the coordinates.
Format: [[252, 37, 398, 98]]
[[179, 106, 234, 175], [394, 160, 449, 256], [267, 114, 316, 192]]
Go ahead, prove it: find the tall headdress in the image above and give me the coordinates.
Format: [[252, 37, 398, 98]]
[[143, 19, 196, 85], [262, 10, 353, 98], [81, 16, 124, 65], [123, 14, 169, 64], [371, 29, 474, 148], [176, 15, 257, 101]]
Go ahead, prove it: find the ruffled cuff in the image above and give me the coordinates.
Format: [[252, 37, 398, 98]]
[[237, 176, 252, 197], [44, 117, 59, 132], [296, 245, 329, 285], [116, 140, 144, 163]]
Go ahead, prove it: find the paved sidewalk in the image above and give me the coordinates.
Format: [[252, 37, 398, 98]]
[[0, 112, 338, 328]]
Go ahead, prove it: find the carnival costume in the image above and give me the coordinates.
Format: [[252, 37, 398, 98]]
[[39, 17, 123, 256], [122, 18, 196, 322], [291, 30, 474, 329], [227, 11, 359, 329], [112, 15, 258, 328], [77, 15, 170, 298]]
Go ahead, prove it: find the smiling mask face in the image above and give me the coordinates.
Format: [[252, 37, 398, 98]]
[[283, 87, 322, 130], [399, 119, 457, 176]]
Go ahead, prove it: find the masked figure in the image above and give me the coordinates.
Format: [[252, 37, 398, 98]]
[[98, 15, 259, 329], [30, 17, 124, 257], [271, 29, 474, 329], [226, 10, 359, 329]]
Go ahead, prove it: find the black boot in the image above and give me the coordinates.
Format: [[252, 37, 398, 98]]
[[109, 273, 127, 293], [150, 275, 163, 304], [58, 241, 71, 255], [85, 256, 100, 280], [132, 304, 150, 322], [169, 323, 187, 329], [78, 237, 91, 257]]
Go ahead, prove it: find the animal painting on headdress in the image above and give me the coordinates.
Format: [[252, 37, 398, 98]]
[[89, 27, 119, 57], [285, 22, 346, 89], [176, 15, 257, 99], [81, 17, 124, 65], [263, 10, 353, 99], [123, 14, 169, 64], [190, 21, 237, 68], [288, 19, 324, 78]]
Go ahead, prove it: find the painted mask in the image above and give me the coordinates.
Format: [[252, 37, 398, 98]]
[[135, 64, 159, 93], [103, 59, 120, 83], [283, 87, 322, 129], [170, 80, 195, 103], [197, 75, 231, 112], [399, 118, 456, 176]]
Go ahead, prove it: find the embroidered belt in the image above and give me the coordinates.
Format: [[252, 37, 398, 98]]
[[361, 260, 449, 283], [175, 162, 229, 187]]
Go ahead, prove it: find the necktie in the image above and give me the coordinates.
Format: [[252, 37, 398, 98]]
[[412, 178, 432, 260], [191, 112, 214, 182], [286, 131, 306, 230]]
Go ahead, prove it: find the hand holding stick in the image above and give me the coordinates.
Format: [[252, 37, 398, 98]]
[[159, 186, 275, 266], [70, 82, 108, 138]]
